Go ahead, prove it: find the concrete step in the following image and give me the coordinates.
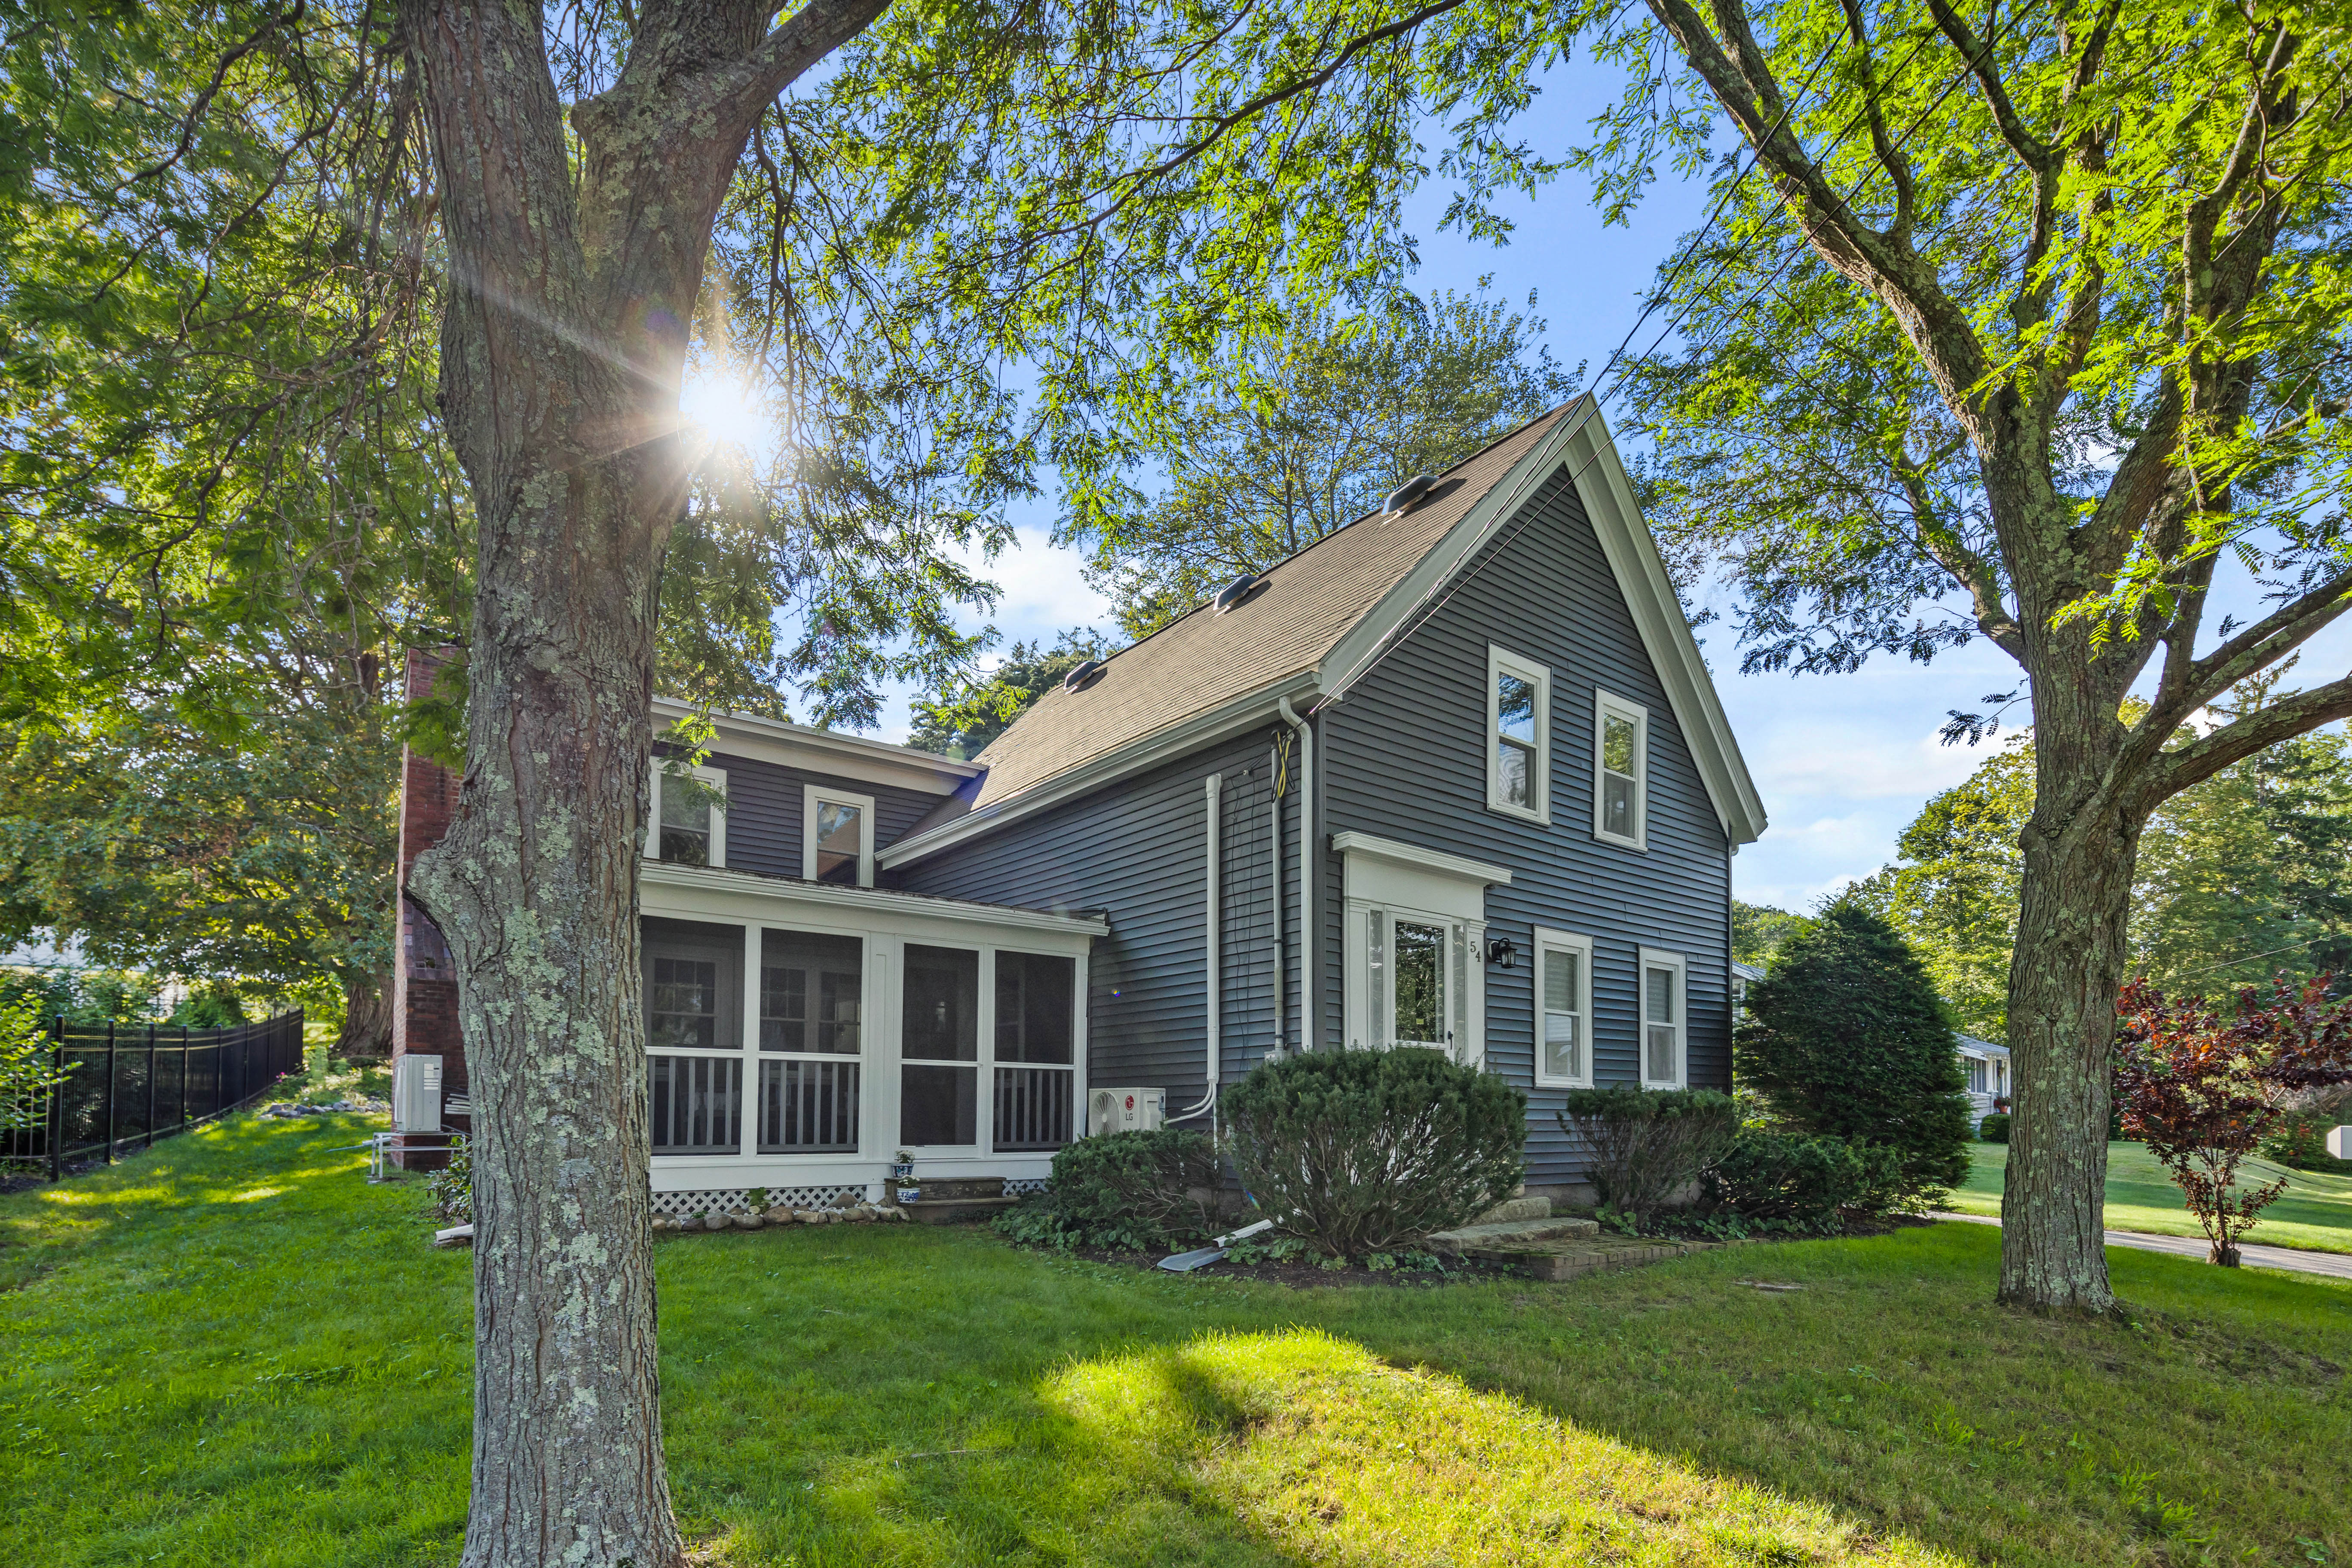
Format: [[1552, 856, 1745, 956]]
[[1472, 1196, 1553, 1225], [1427, 1214, 1600, 1253], [1468, 1235, 1727, 1282]]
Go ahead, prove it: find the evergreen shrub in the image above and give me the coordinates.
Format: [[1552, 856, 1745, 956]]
[[1222, 1047, 1525, 1257], [994, 1128, 1218, 1252], [1978, 1113, 2011, 1143], [1705, 1130, 1903, 1230], [1735, 904, 1974, 1206], [1558, 1085, 1740, 1226]]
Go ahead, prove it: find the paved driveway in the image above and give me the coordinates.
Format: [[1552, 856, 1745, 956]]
[[1930, 1212, 2352, 1280]]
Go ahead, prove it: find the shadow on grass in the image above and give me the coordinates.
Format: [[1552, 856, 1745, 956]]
[[1047, 1327, 1962, 1566]]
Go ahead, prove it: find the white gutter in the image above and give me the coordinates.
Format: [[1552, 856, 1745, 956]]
[[1169, 773, 1221, 1124], [1277, 698, 1314, 1054]]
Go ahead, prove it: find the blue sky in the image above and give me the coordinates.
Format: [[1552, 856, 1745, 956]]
[[853, 55, 2352, 915]]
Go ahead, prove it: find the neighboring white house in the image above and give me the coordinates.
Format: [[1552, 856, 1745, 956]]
[[1956, 1032, 2010, 1124], [1732, 960, 2009, 1125]]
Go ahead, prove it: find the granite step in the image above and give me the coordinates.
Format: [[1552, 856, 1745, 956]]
[[1472, 1196, 1553, 1225], [1470, 1235, 1727, 1282], [1427, 1215, 1602, 1253]]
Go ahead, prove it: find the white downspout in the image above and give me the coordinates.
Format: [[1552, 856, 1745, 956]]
[[1168, 773, 1222, 1124], [1277, 698, 1313, 1054]]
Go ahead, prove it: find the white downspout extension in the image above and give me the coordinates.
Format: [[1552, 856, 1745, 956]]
[[1277, 698, 1313, 1054], [1168, 773, 1222, 1124]]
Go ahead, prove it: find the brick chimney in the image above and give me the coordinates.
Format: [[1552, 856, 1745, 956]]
[[389, 648, 469, 1168]]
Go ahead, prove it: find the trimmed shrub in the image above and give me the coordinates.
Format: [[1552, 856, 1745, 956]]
[[1706, 1130, 1904, 1231], [1734, 903, 1974, 1206], [1558, 1085, 1740, 1227], [995, 1128, 1218, 1252], [426, 1134, 473, 1222], [1222, 1047, 1525, 1257], [1978, 1113, 2011, 1144]]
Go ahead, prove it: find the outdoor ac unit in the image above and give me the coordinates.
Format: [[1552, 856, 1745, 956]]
[[1088, 1087, 1165, 1137], [393, 1054, 444, 1133]]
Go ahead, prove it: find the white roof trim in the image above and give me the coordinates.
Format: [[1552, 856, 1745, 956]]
[[641, 858, 1108, 936], [1329, 830, 1513, 888], [879, 671, 1318, 870], [1318, 401, 1767, 846], [651, 697, 982, 794]]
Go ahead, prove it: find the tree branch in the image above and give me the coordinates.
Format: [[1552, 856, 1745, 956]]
[[2168, 568, 2352, 717], [1923, 0, 2049, 170], [2148, 669, 2352, 801], [1836, 0, 1917, 238]]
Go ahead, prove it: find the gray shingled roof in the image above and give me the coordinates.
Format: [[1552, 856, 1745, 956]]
[[901, 407, 1573, 838]]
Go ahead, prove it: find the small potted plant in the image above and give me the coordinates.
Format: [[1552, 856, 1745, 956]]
[[892, 1148, 919, 1206]]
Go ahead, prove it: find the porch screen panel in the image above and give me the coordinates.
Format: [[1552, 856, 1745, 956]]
[[648, 1054, 742, 1152], [901, 944, 979, 1145], [761, 931, 862, 1054], [756, 929, 863, 1153], [993, 952, 1075, 1150]]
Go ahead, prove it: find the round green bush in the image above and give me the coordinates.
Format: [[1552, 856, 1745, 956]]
[[1978, 1112, 2011, 1144], [995, 1127, 1218, 1252], [1222, 1047, 1526, 1257], [1735, 903, 1974, 1206]]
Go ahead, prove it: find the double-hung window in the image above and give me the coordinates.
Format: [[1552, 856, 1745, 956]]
[[1486, 646, 1552, 821], [648, 763, 728, 867], [803, 784, 876, 887], [1532, 928, 1593, 1087], [1593, 692, 1647, 849], [1638, 947, 1685, 1087]]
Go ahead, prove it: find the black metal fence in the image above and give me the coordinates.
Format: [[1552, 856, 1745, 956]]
[[3, 1011, 306, 1178]]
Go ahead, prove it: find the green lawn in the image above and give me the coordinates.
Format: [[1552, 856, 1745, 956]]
[[1946, 1139, 2352, 1255], [5, 1092, 2349, 1568]]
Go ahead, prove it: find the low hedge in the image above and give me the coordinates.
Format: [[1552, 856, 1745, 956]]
[[1557, 1085, 1739, 1226], [1223, 1047, 1525, 1258], [1705, 1130, 1905, 1231], [1978, 1113, 2011, 1143], [995, 1128, 1219, 1253]]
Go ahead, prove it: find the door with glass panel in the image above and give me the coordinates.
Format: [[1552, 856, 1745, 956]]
[[993, 951, 1075, 1150], [757, 929, 862, 1153], [900, 944, 980, 1146]]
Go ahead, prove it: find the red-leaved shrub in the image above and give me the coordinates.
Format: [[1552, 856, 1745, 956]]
[[2112, 974, 2352, 1265]]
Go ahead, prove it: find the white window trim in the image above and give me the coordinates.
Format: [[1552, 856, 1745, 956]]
[[647, 761, 729, 869], [1592, 690, 1649, 851], [1531, 926, 1594, 1089], [803, 784, 878, 888], [1638, 946, 1687, 1089], [1486, 645, 1552, 824]]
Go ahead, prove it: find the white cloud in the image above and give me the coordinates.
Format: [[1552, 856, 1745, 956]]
[[954, 525, 1110, 645], [1748, 725, 1991, 803]]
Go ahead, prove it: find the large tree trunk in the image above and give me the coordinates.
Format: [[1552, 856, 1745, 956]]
[[1997, 723, 2144, 1314], [335, 968, 395, 1059], [397, 2, 698, 1563]]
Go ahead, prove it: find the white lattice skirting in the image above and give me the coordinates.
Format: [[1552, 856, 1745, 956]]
[[1004, 1177, 1048, 1196], [650, 1185, 862, 1218]]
